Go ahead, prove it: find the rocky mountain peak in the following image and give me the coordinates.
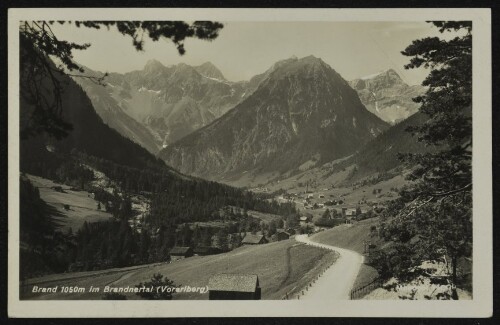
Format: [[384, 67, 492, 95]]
[[195, 62, 226, 80], [351, 69, 404, 91], [143, 59, 166, 72], [275, 55, 325, 70], [349, 69, 426, 124], [385, 68, 400, 77], [261, 55, 347, 100], [170, 63, 202, 81], [377, 69, 404, 84], [300, 54, 322, 63], [160, 55, 388, 181]]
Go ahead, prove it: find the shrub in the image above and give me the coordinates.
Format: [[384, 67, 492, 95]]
[[135, 273, 177, 300]]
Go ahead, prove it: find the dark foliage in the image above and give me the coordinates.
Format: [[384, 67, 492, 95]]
[[20, 177, 77, 279], [135, 273, 177, 300], [376, 22, 473, 297]]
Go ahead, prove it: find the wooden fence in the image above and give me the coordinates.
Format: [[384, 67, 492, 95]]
[[349, 277, 383, 300], [281, 247, 335, 300]]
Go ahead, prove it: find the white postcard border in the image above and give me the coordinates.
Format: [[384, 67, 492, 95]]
[[7, 7, 492, 318]]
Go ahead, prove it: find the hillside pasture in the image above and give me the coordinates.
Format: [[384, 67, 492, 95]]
[[246, 209, 284, 224], [312, 217, 380, 254], [22, 238, 337, 300], [26, 174, 113, 232]]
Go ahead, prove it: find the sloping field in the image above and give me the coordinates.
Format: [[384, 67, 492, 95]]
[[312, 218, 380, 254], [246, 209, 283, 224], [224, 206, 283, 224], [26, 175, 113, 232], [22, 239, 337, 300]]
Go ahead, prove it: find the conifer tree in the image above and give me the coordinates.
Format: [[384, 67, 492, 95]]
[[135, 273, 177, 300], [380, 22, 472, 299]]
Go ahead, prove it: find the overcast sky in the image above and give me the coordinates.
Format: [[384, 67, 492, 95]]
[[50, 21, 445, 85]]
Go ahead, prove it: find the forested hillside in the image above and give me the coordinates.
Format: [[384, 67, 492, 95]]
[[19, 55, 296, 278]]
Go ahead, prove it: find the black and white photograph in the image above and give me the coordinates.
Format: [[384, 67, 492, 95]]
[[7, 8, 492, 318]]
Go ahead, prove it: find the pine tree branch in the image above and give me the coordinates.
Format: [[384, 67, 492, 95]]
[[403, 197, 434, 219], [429, 183, 472, 197]]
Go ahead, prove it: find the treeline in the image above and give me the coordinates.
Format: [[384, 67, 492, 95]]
[[20, 169, 301, 276], [22, 143, 297, 225], [20, 148, 298, 275], [148, 189, 296, 228], [21, 141, 95, 191], [76, 152, 297, 227], [70, 210, 281, 272], [73, 220, 143, 270]]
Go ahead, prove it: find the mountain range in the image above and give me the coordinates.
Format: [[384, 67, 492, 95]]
[[74, 59, 425, 159], [349, 69, 426, 124], [72, 60, 259, 153], [68, 56, 429, 187], [20, 64, 176, 175], [159, 56, 389, 182]]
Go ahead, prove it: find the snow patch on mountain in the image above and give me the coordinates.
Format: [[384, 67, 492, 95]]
[[138, 86, 161, 94], [200, 74, 232, 86]]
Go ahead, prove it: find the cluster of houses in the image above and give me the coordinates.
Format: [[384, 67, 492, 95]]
[[169, 246, 225, 261], [239, 229, 293, 245], [168, 229, 293, 261], [298, 192, 349, 210], [252, 186, 271, 193]]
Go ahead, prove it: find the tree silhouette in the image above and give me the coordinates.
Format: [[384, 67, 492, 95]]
[[20, 20, 224, 140], [380, 21, 472, 299], [135, 273, 177, 300]]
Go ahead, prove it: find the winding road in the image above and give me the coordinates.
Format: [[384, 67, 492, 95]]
[[295, 234, 364, 300]]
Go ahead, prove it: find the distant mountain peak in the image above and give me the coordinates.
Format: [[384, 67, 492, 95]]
[[385, 68, 399, 75], [160, 55, 388, 180], [171, 63, 201, 79], [381, 69, 403, 80], [194, 62, 226, 80], [143, 59, 165, 71], [301, 54, 320, 61], [174, 62, 193, 70], [296, 55, 327, 68], [264, 55, 339, 85], [349, 68, 426, 124], [198, 61, 218, 69], [358, 69, 402, 81]]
